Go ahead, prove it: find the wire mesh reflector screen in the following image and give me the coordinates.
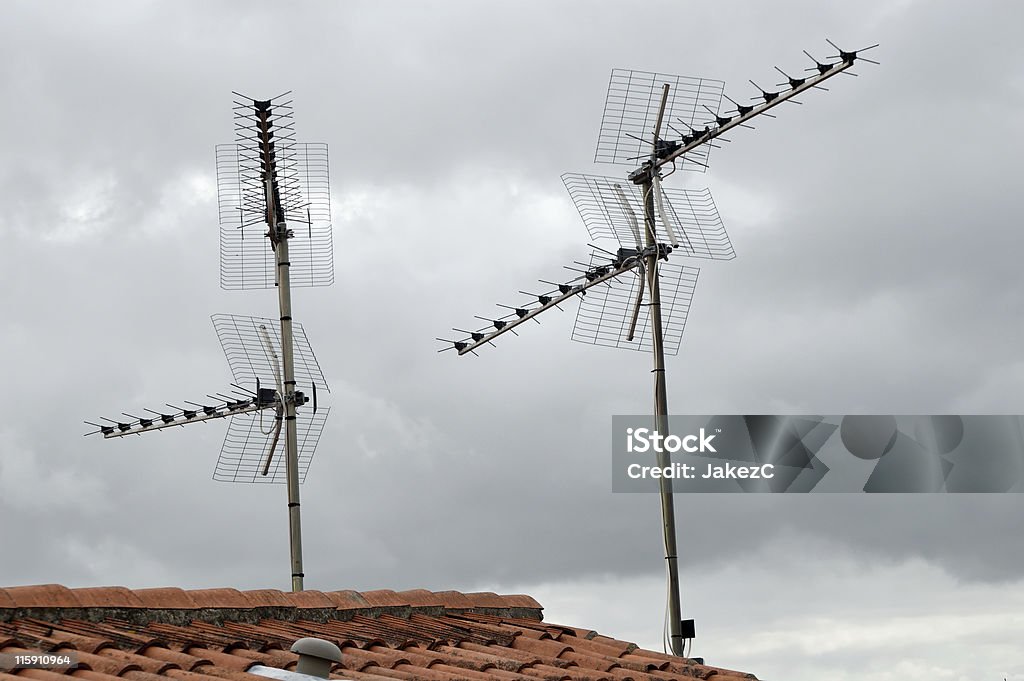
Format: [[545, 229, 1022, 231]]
[[595, 69, 724, 171], [562, 173, 735, 260], [216, 141, 333, 290], [572, 253, 698, 354], [211, 313, 329, 393], [214, 406, 330, 484]]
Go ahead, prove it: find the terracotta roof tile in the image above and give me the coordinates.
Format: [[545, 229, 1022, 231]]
[[140, 645, 214, 671], [122, 671, 177, 681], [486, 596, 541, 611], [237, 591, 292, 609], [323, 591, 371, 610], [354, 666, 419, 680], [618, 650, 672, 664], [359, 591, 412, 608], [9, 670, 67, 681], [424, 663, 496, 681], [73, 671, 120, 681], [557, 651, 618, 672], [392, 590, 445, 608], [280, 590, 336, 610], [341, 670, 413, 681], [340, 646, 411, 670], [223, 649, 293, 669], [510, 637, 574, 658], [94, 646, 181, 674], [185, 667, 267, 681], [557, 637, 634, 659], [518, 665, 573, 681], [75, 649, 145, 675], [616, 655, 669, 672], [133, 589, 201, 610], [510, 628, 553, 641], [433, 645, 528, 672], [366, 644, 441, 668], [455, 642, 543, 668], [182, 648, 257, 672], [183, 591, 253, 610], [165, 670, 233, 681], [0, 585, 759, 681], [3, 585, 81, 608], [431, 592, 476, 610], [73, 587, 148, 609], [461, 593, 511, 609], [603, 668, 640, 681]]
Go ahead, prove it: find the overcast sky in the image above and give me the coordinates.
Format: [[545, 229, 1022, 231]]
[[2, 1, 1023, 680]]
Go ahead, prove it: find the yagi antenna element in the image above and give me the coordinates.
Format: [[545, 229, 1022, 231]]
[[439, 39, 876, 657]]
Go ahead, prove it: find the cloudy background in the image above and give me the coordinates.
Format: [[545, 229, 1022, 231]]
[[2, 1, 1023, 679]]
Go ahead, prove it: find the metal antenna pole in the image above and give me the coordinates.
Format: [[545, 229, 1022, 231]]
[[644, 84, 684, 657], [256, 104, 305, 592], [276, 222, 304, 592]]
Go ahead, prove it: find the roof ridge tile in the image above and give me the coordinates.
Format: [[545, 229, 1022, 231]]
[[73, 587, 147, 609], [183, 590, 254, 609], [2, 585, 81, 608], [324, 590, 371, 609], [133, 588, 200, 610]]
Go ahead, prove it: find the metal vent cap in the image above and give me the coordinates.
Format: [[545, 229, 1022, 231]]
[[291, 637, 342, 678]]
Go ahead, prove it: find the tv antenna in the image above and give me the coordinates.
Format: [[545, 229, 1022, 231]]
[[439, 40, 877, 655], [86, 92, 334, 592]]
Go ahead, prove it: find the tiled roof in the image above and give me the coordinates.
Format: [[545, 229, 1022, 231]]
[[0, 586, 756, 681]]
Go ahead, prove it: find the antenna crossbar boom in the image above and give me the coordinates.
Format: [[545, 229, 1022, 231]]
[[95, 397, 276, 439], [456, 254, 646, 355], [631, 57, 854, 183]]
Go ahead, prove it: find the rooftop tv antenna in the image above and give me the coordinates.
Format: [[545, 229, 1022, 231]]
[[87, 92, 334, 592], [439, 40, 877, 655]]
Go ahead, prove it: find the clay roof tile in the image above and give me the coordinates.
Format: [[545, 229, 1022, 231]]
[[281, 590, 336, 609], [320, 590, 369, 610], [72, 587, 147, 609], [3, 585, 81, 608], [133, 588, 200, 610], [359, 591, 410, 608], [184, 590, 254, 609], [238, 590, 292, 608]]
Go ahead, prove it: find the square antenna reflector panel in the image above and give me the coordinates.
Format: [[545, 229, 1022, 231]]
[[216, 142, 333, 290], [214, 406, 330, 484], [562, 173, 735, 261], [216, 94, 333, 290], [595, 69, 724, 171], [572, 251, 699, 355], [211, 313, 329, 395]]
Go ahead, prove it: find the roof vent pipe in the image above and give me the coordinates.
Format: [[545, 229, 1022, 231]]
[[290, 637, 343, 679]]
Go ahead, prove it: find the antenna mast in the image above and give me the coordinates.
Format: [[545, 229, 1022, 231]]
[[88, 93, 335, 593], [253, 97, 306, 592], [439, 40, 877, 656], [640, 84, 685, 657]]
